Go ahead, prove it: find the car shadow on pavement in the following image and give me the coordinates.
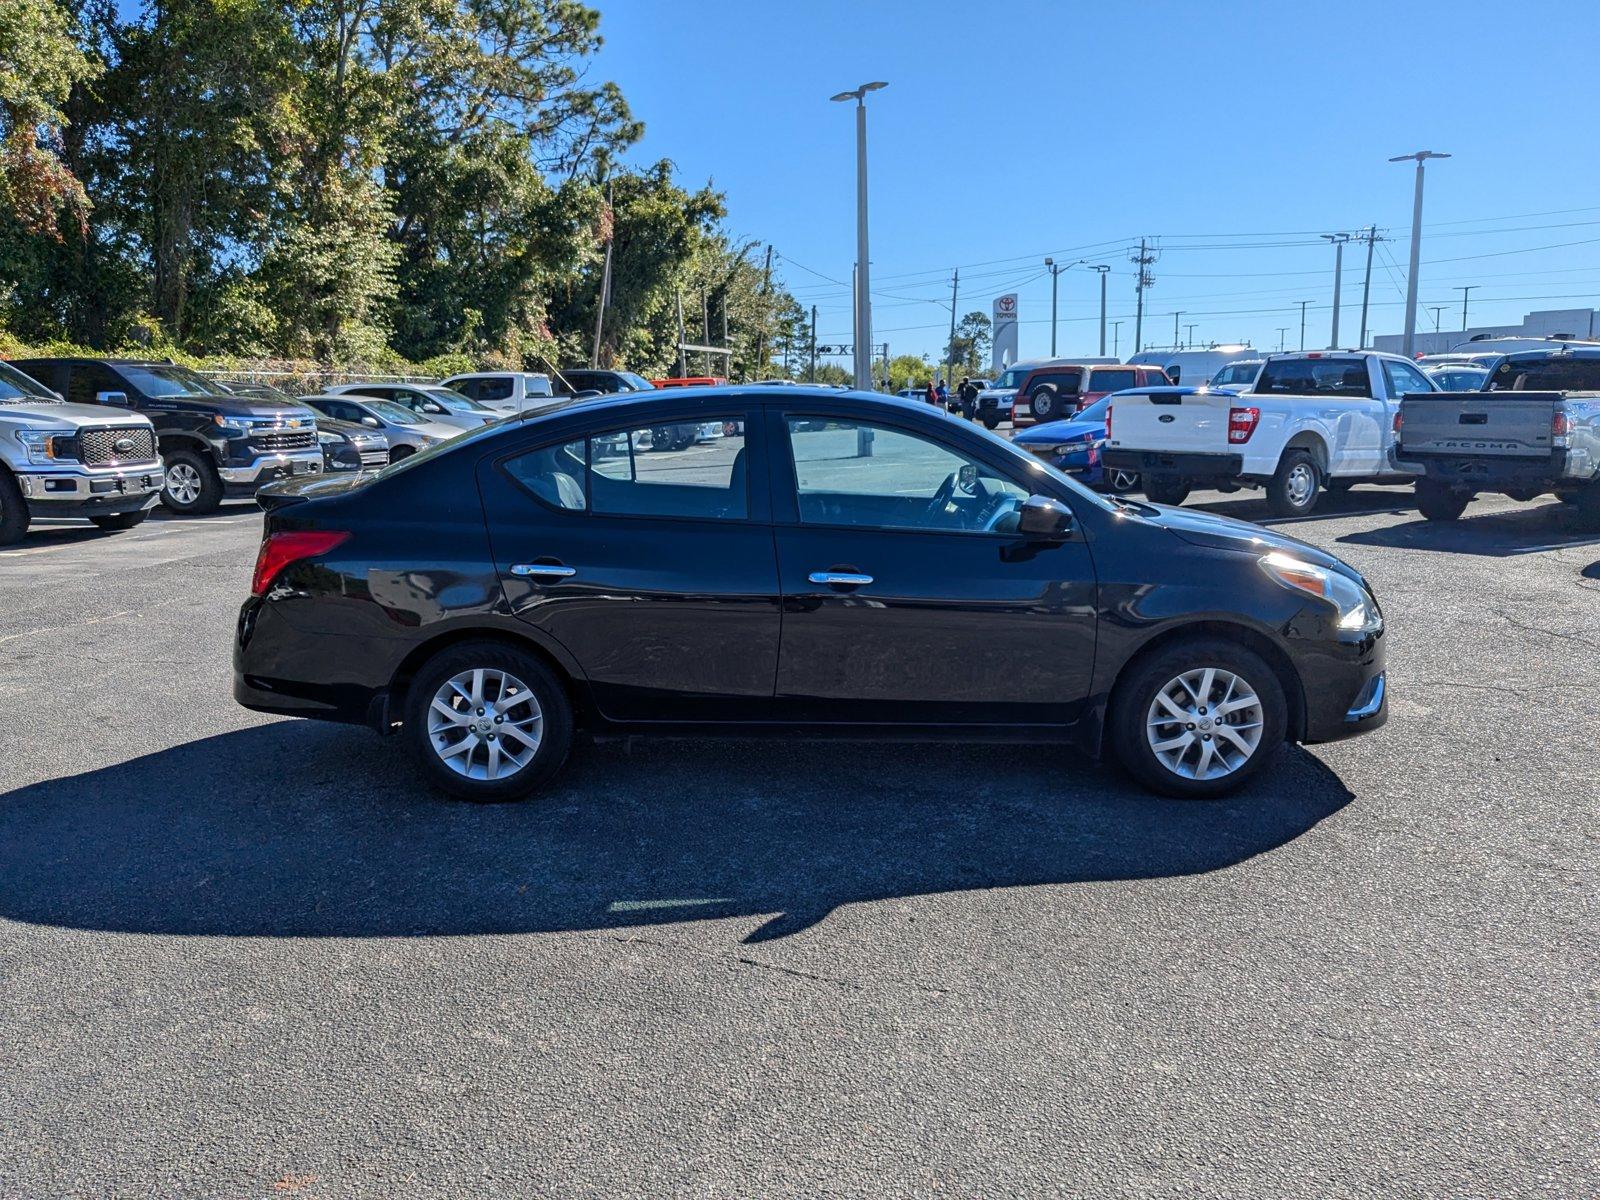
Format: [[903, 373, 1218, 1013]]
[[0, 724, 1353, 944], [1184, 487, 1418, 527], [1335, 499, 1600, 557]]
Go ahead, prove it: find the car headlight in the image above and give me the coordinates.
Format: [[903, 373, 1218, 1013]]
[[318, 430, 348, 446], [1259, 552, 1382, 633], [16, 429, 74, 464], [212, 414, 247, 438]]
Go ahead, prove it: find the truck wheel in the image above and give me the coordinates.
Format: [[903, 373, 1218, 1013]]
[[1144, 477, 1191, 506], [404, 640, 574, 802], [161, 449, 223, 514], [90, 510, 150, 532], [980, 414, 1001, 430], [1028, 386, 1059, 421], [0, 468, 29, 545], [1415, 479, 1471, 522], [1266, 450, 1322, 517], [1110, 636, 1288, 799], [1570, 484, 1600, 532]]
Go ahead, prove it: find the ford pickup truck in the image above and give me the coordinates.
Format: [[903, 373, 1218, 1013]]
[[1398, 347, 1600, 526], [1102, 351, 1437, 515], [0, 359, 163, 543]]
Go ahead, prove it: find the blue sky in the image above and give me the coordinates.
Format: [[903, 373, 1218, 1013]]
[[593, 0, 1600, 363]]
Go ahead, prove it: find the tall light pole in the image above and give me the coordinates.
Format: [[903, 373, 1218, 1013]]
[[1390, 150, 1451, 358], [1298, 300, 1312, 351], [1454, 284, 1477, 332], [1172, 311, 1184, 349], [1428, 305, 1446, 335], [1357, 226, 1380, 349], [1276, 326, 1290, 352], [1043, 258, 1064, 356], [1110, 320, 1122, 358], [1322, 233, 1350, 348], [831, 81, 887, 389], [1090, 265, 1110, 355]]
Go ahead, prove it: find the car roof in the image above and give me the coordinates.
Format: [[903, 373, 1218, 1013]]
[[549, 384, 932, 419], [1498, 346, 1600, 362]]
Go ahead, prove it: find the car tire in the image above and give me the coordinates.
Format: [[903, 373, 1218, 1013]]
[[90, 510, 150, 532], [1029, 386, 1058, 422], [1415, 479, 1471, 522], [980, 414, 1001, 430], [1105, 469, 1141, 494], [403, 640, 574, 802], [160, 449, 223, 514], [1265, 449, 1322, 517], [1143, 476, 1191, 506], [1110, 637, 1288, 799], [0, 468, 29, 545], [1569, 484, 1600, 531], [389, 445, 415, 463]]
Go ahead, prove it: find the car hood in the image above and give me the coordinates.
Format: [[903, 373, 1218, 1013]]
[[158, 394, 318, 422], [0, 400, 152, 430], [1139, 503, 1362, 581], [1013, 416, 1104, 445]]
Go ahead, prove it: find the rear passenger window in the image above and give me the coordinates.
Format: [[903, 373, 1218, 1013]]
[[590, 422, 747, 520], [505, 440, 587, 511], [1091, 368, 1137, 393]]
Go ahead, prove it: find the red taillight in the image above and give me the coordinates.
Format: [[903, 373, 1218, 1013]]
[[1105, 403, 1113, 439], [1227, 405, 1260, 444], [252, 530, 350, 596], [1553, 410, 1571, 438], [1393, 410, 1403, 435]]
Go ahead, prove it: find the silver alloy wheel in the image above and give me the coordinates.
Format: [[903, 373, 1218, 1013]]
[[165, 461, 202, 505], [1109, 469, 1140, 492], [427, 667, 544, 782], [1145, 666, 1265, 781], [1286, 463, 1317, 507]]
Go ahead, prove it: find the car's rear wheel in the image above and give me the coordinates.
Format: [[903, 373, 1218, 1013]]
[[1143, 476, 1191, 506], [1106, 469, 1140, 494], [160, 450, 223, 514], [1111, 638, 1288, 799], [90, 510, 150, 532], [1265, 449, 1322, 517], [404, 641, 574, 802], [1415, 479, 1471, 522]]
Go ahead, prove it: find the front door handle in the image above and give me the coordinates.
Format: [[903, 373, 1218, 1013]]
[[511, 563, 576, 579], [808, 571, 873, 587]]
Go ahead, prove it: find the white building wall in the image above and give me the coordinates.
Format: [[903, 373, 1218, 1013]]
[[1372, 308, 1600, 356]]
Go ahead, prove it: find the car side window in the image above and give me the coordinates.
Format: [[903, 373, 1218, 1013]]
[[477, 377, 514, 402], [68, 364, 119, 406], [590, 421, 747, 520], [504, 440, 588, 511], [447, 379, 476, 400], [1383, 360, 1431, 397], [785, 417, 1029, 535]]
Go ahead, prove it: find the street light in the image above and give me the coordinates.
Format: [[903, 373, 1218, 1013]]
[[1390, 150, 1451, 358], [1322, 233, 1350, 348], [831, 81, 888, 390], [1043, 258, 1064, 356], [1454, 284, 1477, 333], [1089, 265, 1110, 356]]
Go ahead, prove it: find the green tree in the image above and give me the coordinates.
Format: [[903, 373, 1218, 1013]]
[[946, 310, 992, 374]]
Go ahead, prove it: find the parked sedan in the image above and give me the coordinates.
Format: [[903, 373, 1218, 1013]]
[[298, 395, 459, 460], [237, 387, 1387, 804], [1422, 364, 1490, 392], [1010, 396, 1139, 492], [316, 417, 391, 472], [324, 382, 499, 431]]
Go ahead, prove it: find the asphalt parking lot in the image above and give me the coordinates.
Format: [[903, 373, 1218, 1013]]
[[1, 486, 1596, 1197]]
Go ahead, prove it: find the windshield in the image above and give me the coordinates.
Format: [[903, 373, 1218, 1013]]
[[968, 417, 1118, 514], [1254, 359, 1371, 397], [0, 361, 59, 403], [992, 368, 1028, 390], [365, 399, 424, 425], [1074, 397, 1111, 423], [221, 379, 296, 403], [424, 387, 490, 412], [120, 364, 219, 397], [616, 372, 655, 392]]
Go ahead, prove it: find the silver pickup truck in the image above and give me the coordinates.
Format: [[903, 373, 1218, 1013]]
[[1398, 348, 1600, 526], [0, 359, 164, 544]]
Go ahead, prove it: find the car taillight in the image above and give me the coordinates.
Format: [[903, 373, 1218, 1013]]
[[1553, 409, 1571, 446], [1105, 404, 1113, 439], [1227, 406, 1260, 444], [1393, 410, 1403, 435], [252, 530, 350, 596]]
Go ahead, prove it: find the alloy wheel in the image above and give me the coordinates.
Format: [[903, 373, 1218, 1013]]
[[427, 667, 544, 782], [166, 462, 202, 506], [1145, 666, 1264, 781]]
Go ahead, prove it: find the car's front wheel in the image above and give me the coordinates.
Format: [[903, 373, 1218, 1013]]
[[1111, 638, 1288, 799], [160, 449, 223, 514], [403, 641, 574, 802], [980, 414, 1001, 430]]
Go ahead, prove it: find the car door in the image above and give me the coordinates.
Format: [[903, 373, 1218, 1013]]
[[1379, 358, 1434, 471], [767, 408, 1099, 726], [476, 403, 781, 722]]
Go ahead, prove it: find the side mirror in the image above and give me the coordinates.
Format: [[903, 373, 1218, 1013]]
[[1017, 494, 1074, 541], [97, 390, 129, 406], [362, 416, 381, 428], [421, 401, 445, 414]]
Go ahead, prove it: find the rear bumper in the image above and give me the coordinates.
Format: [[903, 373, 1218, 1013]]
[[234, 598, 393, 728], [1103, 449, 1244, 478], [1405, 449, 1580, 489]]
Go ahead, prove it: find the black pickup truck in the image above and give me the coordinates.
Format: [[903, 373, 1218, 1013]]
[[1398, 347, 1600, 527], [14, 358, 323, 513]]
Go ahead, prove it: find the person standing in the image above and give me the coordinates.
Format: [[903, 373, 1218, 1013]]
[[924, 379, 938, 406], [936, 378, 949, 409]]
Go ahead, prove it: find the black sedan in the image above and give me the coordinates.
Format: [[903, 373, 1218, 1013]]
[[235, 387, 1387, 801]]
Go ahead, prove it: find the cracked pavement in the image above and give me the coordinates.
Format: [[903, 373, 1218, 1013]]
[[0, 489, 1596, 1198]]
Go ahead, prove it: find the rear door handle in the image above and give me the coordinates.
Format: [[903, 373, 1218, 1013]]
[[511, 563, 576, 579], [808, 571, 873, 587]]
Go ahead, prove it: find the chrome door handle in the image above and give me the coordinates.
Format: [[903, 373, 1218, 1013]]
[[511, 563, 576, 579], [808, 571, 873, 587]]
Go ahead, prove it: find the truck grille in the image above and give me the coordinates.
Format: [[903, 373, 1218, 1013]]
[[78, 426, 157, 466], [251, 428, 317, 452]]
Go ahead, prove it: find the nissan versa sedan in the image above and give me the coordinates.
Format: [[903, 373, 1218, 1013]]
[[235, 387, 1387, 802]]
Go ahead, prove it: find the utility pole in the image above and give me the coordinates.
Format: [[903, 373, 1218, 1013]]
[[1044, 258, 1064, 356], [1322, 232, 1350, 348], [809, 304, 817, 382], [1455, 284, 1477, 332], [1276, 326, 1290, 352], [701, 290, 710, 376], [1186, 323, 1197, 348], [1111, 320, 1123, 358], [1357, 226, 1381, 349], [1390, 150, 1451, 357], [1428, 305, 1446, 335], [755, 243, 772, 374], [946, 268, 959, 388], [675, 290, 687, 378], [831, 81, 887, 390], [1171, 311, 1183, 349], [720, 296, 729, 380], [1091, 265, 1110, 356], [590, 180, 614, 367], [1130, 239, 1156, 356], [1298, 300, 1312, 351]]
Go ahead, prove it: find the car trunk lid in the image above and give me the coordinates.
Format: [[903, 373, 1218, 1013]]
[[1106, 389, 1234, 453]]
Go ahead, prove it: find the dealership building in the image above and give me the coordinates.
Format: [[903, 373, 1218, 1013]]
[[1372, 307, 1600, 355]]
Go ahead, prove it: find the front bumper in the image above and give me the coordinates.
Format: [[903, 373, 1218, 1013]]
[[220, 451, 324, 494], [1296, 626, 1388, 745], [15, 463, 165, 515]]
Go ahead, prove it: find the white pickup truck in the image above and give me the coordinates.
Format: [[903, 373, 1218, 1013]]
[[1101, 351, 1437, 515]]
